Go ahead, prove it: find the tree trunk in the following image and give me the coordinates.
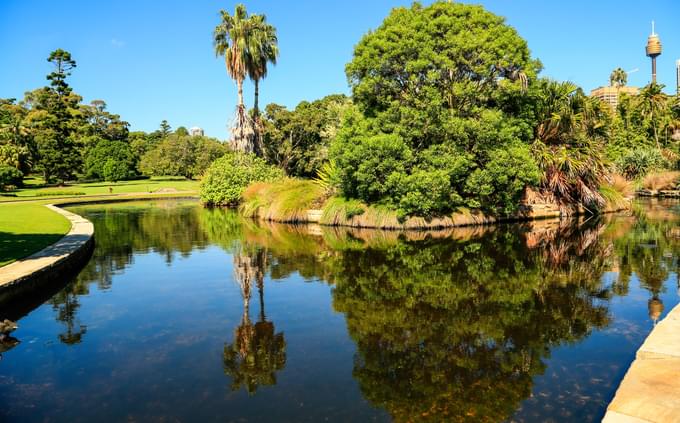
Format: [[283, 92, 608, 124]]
[[258, 283, 265, 322], [237, 78, 244, 108], [253, 79, 260, 116]]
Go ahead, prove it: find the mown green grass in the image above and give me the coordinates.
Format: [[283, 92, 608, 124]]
[[0, 177, 199, 203], [0, 203, 72, 266]]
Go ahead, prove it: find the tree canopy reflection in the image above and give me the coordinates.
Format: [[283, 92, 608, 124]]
[[33, 199, 680, 420]]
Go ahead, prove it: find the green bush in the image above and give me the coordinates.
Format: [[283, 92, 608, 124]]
[[84, 139, 137, 182], [332, 130, 412, 203], [0, 164, 23, 190], [200, 152, 284, 206], [615, 147, 666, 179], [465, 143, 541, 215]]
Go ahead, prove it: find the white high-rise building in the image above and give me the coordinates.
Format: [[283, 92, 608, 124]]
[[189, 127, 204, 137]]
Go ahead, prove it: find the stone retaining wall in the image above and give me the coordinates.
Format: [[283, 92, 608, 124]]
[[0, 205, 95, 305], [291, 201, 627, 230]]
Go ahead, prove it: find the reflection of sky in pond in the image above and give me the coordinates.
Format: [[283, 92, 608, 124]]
[[0, 198, 678, 422]]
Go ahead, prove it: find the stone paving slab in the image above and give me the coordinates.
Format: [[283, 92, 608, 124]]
[[603, 304, 680, 423], [0, 205, 94, 289]]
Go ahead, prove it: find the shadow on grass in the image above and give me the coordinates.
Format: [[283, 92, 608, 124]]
[[0, 232, 67, 267]]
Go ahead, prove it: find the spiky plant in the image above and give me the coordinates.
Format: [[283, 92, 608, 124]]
[[531, 79, 610, 211]]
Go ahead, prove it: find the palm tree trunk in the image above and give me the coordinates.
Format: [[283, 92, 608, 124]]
[[237, 78, 244, 108], [258, 281, 265, 322], [253, 79, 260, 116]]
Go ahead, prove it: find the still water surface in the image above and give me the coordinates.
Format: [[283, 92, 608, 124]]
[[1, 199, 679, 422]]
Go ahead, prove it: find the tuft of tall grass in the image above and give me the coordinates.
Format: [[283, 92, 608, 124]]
[[641, 171, 680, 191], [607, 174, 634, 198], [240, 179, 326, 223], [320, 197, 497, 229], [598, 174, 633, 211]]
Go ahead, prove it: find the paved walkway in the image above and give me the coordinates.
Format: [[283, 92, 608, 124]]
[[0, 205, 94, 289], [603, 304, 680, 423]]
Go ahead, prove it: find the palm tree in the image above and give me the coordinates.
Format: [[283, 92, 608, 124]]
[[214, 4, 255, 153], [609, 68, 627, 88], [247, 14, 279, 117], [531, 79, 609, 211], [637, 83, 670, 149]]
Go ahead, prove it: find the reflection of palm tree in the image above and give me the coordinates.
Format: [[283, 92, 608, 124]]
[[224, 247, 286, 394]]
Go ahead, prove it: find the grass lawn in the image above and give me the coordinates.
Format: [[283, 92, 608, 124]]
[[0, 177, 199, 203], [0, 203, 72, 267], [0, 176, 201, 267]]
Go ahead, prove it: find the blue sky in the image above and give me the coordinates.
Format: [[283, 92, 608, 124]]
[[1, 1, 679, 140]]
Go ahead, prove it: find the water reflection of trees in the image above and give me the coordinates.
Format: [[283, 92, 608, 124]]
[[223, 245, 286, 394], [326, 221, 613, 422], [33, 199, 680, 418], [48, 202, 211, 345]]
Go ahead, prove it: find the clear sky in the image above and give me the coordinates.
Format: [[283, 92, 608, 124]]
[[1, 1, 679, 140]]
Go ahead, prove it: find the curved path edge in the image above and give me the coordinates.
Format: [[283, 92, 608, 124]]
[[603, 304, 680, 423], [0, 204, 94, 303]]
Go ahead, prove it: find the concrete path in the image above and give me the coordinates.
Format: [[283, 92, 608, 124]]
[[0, 205, 94, 289], [603, 304, 680, 423]]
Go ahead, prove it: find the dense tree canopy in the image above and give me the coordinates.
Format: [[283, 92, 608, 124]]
[[261, 94, 352, 177]]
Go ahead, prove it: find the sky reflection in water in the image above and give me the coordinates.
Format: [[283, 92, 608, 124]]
[[0, 198, 679, 422]]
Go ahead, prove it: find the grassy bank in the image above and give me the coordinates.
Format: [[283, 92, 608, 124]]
[[0, 177, 199, 203], [0, 203, 71, 266], [239, 179, 632, 230], [0, 188, 201, 267]]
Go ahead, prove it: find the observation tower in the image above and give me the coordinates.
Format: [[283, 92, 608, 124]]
[[645, 21, 662, 83]]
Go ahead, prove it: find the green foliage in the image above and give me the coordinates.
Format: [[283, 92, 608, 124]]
[[465, 143, 541, 214], [328, 2, 547, 218], [32, 190, 85, 197], [139, 135, 227, 179], [346, 1, 539, 148], [529, 79, 610, 209], [335, 132, 412, 203], [200, 152, 284, 206], [262, 94, 353, 177], [312, 161, 339, 193], [615, 147, 666, 179], [0, 164, 23, 190], [84, 139, 137, 182]]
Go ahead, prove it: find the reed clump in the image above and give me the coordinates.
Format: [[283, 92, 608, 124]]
[[240, 179, 325, 222], [641, 171, 680, 191]]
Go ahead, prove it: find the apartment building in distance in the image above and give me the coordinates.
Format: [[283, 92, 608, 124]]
[[590, 85, 639, 109]]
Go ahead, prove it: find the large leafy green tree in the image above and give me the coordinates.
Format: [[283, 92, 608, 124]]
[[261, 94, 352, 177], [345, 1, 540, 147], [84, 139, 137, 182], [332, 1, 543, 217], [139, 134, 227, 178], [30, 50, 82, 183]]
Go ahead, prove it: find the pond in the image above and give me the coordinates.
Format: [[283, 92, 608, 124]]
[[1, 199, 679, 422]]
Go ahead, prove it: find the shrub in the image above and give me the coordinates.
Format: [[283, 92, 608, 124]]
[[0, 164, 23, 190], [84, 139, 137, 182], [641, 171, 680, 191], [616, 147, 666, 179], [332, 131, 412, 203], [465, 143, 541, 215], [200, 152, 284, 206], [33, 191, 86, 197]]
